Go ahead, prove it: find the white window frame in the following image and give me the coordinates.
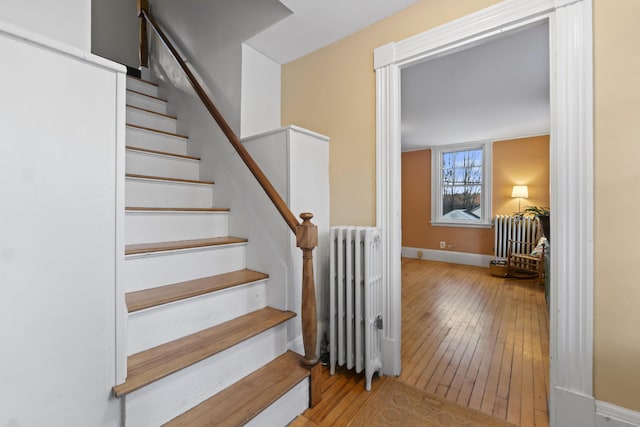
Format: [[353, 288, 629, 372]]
[[431, 141, 492, 228]]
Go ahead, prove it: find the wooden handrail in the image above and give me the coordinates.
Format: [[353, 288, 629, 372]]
[[137, 7, 320, 401], [140, 8, 299, 233]]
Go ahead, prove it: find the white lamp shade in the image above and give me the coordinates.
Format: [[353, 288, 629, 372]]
[[511, 185, 529, 198]]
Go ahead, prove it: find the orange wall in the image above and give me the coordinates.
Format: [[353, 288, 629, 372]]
[[402, 135, 550, 254]]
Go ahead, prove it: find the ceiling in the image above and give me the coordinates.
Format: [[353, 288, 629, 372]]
[[247, 0, 419, 64], [245, 2, 549, 150], [401, 21, 550, 151]]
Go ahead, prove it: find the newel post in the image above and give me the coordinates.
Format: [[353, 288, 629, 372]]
[[296, 213, 322, 407], [137, 0, 149, 67], [296, 213, 319, 367]]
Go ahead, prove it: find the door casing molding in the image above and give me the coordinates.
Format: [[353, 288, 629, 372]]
[[374, 0, 594, 424]]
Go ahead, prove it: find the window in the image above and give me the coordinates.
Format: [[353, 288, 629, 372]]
[[431, 142, 492, 227]]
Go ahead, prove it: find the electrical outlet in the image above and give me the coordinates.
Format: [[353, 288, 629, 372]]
[[417, 250, 423, 259], [440, 241, 446, 249]]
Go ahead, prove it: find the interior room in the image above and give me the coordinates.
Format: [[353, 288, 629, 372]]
[[399, 21, 551, 426]]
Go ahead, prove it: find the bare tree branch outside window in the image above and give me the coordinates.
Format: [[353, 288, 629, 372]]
[[441, 148, 482, 220]]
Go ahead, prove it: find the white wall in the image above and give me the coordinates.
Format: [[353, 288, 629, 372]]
[[0, 0, 90, 50], [0, 23, 124, 426], [92, 0, 139, 67], [242, 127, 330, 352], [241, 44, 282, 138], [149, 0, 290, 134]]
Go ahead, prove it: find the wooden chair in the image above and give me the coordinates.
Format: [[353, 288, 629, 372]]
[[506, 225, 546, 284]]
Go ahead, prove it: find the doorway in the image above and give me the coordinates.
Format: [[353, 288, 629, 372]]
[[397, 21, 551, 424], [375, 1, 594, 425]]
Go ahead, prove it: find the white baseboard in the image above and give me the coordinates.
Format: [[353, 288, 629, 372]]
[[552, 387, 595, 427], [286, 318, 329, 358], [402, 246, 491, 268], [596, 401, 640, 427], [287, 334, 304, 356], [381, 336, 400, 376]]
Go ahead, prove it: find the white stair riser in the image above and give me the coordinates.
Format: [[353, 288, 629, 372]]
[[245, 379, 309, 427], [124, 244, 246, 292], [126, 77, 158, 97], [128, 281, 267, 354], [126, 150, 200, 181], [126, 90, 167, 114], [139, 67, 153, 81], [125, 212, 229, 244], [125, 179, 213, 208], [127, 107, 177, 134], [124, 327, 288, 427], [126, 127, 187, 156]]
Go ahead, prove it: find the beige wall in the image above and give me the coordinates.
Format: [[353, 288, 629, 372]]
[[402, 136, 549, 255], [594, 0, 640, 411], [283, 0, 640, 412], [282, 0, 500, 226]]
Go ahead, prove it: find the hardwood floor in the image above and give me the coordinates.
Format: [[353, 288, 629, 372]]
[[291, 258, 549, 426]]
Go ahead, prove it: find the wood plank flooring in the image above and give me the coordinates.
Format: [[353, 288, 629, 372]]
[[291, 258, 549, 426]]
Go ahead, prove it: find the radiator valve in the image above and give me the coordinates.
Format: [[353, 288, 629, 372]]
[[319, 332, 329, 365], [375, 315, 384, 330]]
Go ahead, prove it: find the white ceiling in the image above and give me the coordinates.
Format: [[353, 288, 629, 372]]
[[247, 0, 419, 64], [401, 21, 550, 151]]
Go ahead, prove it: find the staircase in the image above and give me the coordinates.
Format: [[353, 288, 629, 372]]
[[114, 75, 310, 426]]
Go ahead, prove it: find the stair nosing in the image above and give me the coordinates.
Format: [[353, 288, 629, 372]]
[[126, 124, 188, 139], [126, 269, 270, 313], [125, 236, 247, 255], [126, 146, 200, 161], [127, 88, 167, 103], [125, 207, 230, 212], [127, 75, 159, 87], [127, 104, 177, 120], [112, 307, 297, 397], [125, 173, 214, 186], [163, 350, 309, 426]]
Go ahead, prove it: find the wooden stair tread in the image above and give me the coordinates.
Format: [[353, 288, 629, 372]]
[[126, 146, 200, 161], [127, 104, 177, 119], [126, 207, 230, 212], [127, 124, 188, 139], [125, 173, 214, 185], [126, 269, 269, 312], [164, 350, 309, 426], [125, 236, 247, 255], [113, 307, 296, 396]]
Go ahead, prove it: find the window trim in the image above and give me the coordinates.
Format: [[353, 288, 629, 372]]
[[431, 141, 493, 228]]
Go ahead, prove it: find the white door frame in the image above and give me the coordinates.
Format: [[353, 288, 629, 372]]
[[374, 0, 594, 425]]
